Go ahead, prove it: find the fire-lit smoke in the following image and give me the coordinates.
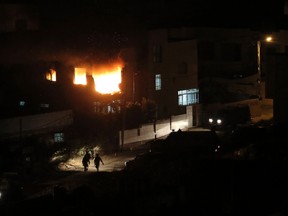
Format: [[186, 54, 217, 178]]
[[74, 60, 124, 94]]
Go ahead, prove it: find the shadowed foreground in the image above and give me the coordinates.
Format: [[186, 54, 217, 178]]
[[1, 159, 287, 216]]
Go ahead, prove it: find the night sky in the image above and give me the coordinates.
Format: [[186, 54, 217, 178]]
[[0, 0, 286, 65], [1, 0, 285, 30], [45, 0, 286, 30]]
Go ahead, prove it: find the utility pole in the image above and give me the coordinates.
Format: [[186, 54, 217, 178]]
[[257, 40, 261, 99], [120, 65, 127, 151], [132, 71, 138, 103], [257, 36, 273, 100], [121, 94, 126, 152]]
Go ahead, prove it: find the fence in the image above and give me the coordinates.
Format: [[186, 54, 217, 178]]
[[0, 110, 74, 140], [119, 113, 190, 148]]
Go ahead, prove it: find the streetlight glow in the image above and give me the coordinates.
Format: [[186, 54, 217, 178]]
[[265, 36, 272, 42], [257, 35, 273, 99]]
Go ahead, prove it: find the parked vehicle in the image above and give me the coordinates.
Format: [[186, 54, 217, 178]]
[[125, 129, 221, 172], [164, 130, 221, 155], [148, 130, 222, 156], [206, 105, 251, 131], [124, 151, 165, 171]]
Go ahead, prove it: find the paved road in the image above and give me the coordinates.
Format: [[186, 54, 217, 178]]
[[57, 148, 146, 172], [21, 147, 149, 200]]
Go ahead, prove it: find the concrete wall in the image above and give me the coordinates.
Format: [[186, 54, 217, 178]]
[[0, 110, 74, 139], [119, 113, 189, 147]]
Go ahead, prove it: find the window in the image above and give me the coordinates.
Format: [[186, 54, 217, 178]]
[[40, 103, 49, 108], [93, 101, 101, 113], [155, 74, 162, 91], [178, 89, 199, 106], [152, 45, 162, 63], [45, 69, 57, 81], [19, 101, 25, 106], [54, 132, 64, 143], [74, 67, 87, 85]]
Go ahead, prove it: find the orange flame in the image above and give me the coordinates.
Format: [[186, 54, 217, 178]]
[[92, 66, 122, 94], [74, 68, 87, 85], [45, 69, 57, 81], [74, 61, 123, 94]]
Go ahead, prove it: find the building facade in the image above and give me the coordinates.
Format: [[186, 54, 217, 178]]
[[145, 27, 288, 126]]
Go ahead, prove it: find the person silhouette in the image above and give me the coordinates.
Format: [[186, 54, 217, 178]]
[[82, 150, 91, 172], [94, 153, 104, 172]]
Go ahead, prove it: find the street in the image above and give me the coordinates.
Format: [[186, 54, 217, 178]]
[[2, 133, 288, 216], [19, 146, 149, 200], [57, 149, 143, 173]]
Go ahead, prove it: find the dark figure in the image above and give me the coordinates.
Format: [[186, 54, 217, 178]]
[[82, 150, 91, 172], [94, 153, 104, 172]]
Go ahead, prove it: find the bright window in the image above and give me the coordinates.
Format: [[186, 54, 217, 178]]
[[45, 69, 57, 81], [178, 89, 199, 106], [54, 132, 64, 143], [19, 101, 25, 106], [155, 74, 162, 91]]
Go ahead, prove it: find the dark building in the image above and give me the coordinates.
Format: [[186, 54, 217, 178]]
[[145, 27, 288, 125], [1, 1, 288, 140], [270, 54, 288, 125]]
